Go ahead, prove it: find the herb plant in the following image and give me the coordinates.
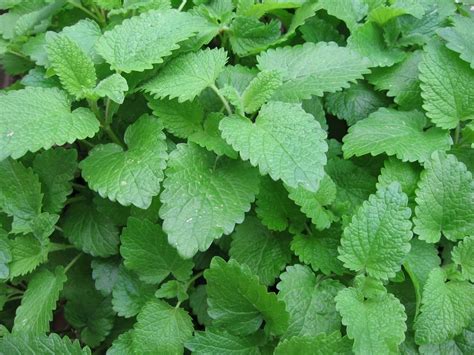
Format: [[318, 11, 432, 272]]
[[0, 0, 474, 354]]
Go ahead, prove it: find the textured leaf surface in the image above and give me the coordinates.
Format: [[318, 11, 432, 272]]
[[274, 333, 352, 355], [0, 333, 90, 355], [343, 108, 452, 163], [133, 299, 194, 354], [339, 183, 412, 280], [160, 143, 259, 258], [413, 152, 474, 243], [452, 236, 474, 282], [415, 268, 474, 344], [91, 257, 120, 296], [62, 202, 119, 257], [143, 48, 227, 102], [229, 217, 291, 285], [438, 15, 474, 69], [242, 70, 282, 113], [186, 329, 264, 355], [336, 285, 407, 354], [0, 87, 99, 160], [46, 34, 96, 98], [257, 42, 371, 101], [120, 217, 193, 284], [220, 101, 327, 192], [96, 9, 205, 72], [317, 0, 368, 30], [377, 157, 421, 199], [93, 73, 128, 104], [419, 40, 474, 129], [277, 264, 343, 338], [8, 235, 49, 278], [80, 115, 167, 209], [13, 267, 67, 334], [205, 257, 289, 336]]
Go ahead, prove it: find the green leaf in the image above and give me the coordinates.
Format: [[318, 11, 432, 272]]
[[46, 34, 97, 99], [291, 226, 346, 275], [189, 285, 212, 326], [229, 16, 281, 57], [186, 329, 265, 354], [335, 284, 407, 354], [338, 183, 413, 280], [317, 0, 368, 31], [160, 143, 259, 259], [120, 217, 194, 284], [13, 266, 67, 335], [96, 9, 206, 72], [8, 234, 49, 278], [404, 238, 441, 289], [343, 108, 452, 163], [257, 42, 371, 102], [229, 216, 291, 286], [274, 332, 352, 355], [0, 87, 99, 160], [255, 176, 305, 232], [242, 70, 282, 114], [62, 202, 120, 257], [33, 148, 77, 214], [325, 81, 389, 126], [155, 280, 188, 302], [205, 257, 289, 336], [0, 158, 42, 231], [80, 115, 167, 209], [415, 267, 474, 344], [348, 22, 406, 67], [220, 101, 327, 192], [132, 299, 194, 354], [147, 97, 204, 139], [93, 73, 128, 104], [377, 157, 421, 200], [143, 48, 227, 102], [111, 265, 155, 318], [277, 264, 343, 338], [438, 15, 474, 69], [0, 229, 11, 279], [419, 39, 474, 129], [287, 174, 338, 230], [413, 152, 474, 243], [0, 333, 91, 355], [91, 257, 120, 296], [452, 236, 474, 282], [368, 50, 423, 110]]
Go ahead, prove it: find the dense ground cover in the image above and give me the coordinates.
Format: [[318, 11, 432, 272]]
[[0, 0, 474, 353]]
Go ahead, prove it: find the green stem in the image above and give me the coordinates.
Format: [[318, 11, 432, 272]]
[[6, 295, 23, 302], [304, 223, 313, 236], [454, 123, 461, 144], [67, 0, 103, 24], [64, 253, 83, 273], [65, 195, 86, 205], [104, 125, 126, 148], [404, 263, 421, 320], [8, 50, 28, 60], [185, 271, 204, 289], [72, 182, 87, 190], [210, 84, 232, 115], [177, 0, 187, 11], [49, 243, 76, 252], [87, 99, 125, 148], [79, 139, 95, 149]]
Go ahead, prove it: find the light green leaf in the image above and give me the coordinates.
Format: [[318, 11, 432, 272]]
[[56, 19, 102, 64], [96, 9, 206, 72], [229, 217, 291, 286], [452, 236, 474, 282], [414, 152, 474, 243], [186, 329, 265, 354], [291, 226, 346, 275], [205, 257, 289, 336], [404, 238, 441, 290], [277, 264, 343, 338], [143, 48, 227, 102], [242, 70, 282, 114], [348, 22, 406, 67], [317, 0, 368, 31], [0, 229, 11, 279], [0, 87, 99, 160], [220, 101, 327, 192], [46, 34, 96, 99], [111, 265, 155, 318], [8, 234, 49, 278], [438, 15, 474, 69], [0, 158, 42, 230], [62, 202, 120, 257], [415, 268, 474, 344], [33, 148, 77, 214], [343, 108, 452, 163], [419, 39, 474, 129], [336, 284, 407, 354], [377, 157, 421, 199], [132, 299, 194, 354], [13, 266, 67, 334], [80, 115, 167, 209], [120, 217, 194, 284], [93, 73, 128, 104], [91, 257, 120, 296], [0, 333, 90, 355], [257, 42, 371, 102], [274, 332, 352, 355], [339, 183, 413, 280], [160, 143, 259, 259]]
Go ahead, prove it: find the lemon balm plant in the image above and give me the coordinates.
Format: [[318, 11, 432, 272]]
[[0, 0, 474, 353]]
